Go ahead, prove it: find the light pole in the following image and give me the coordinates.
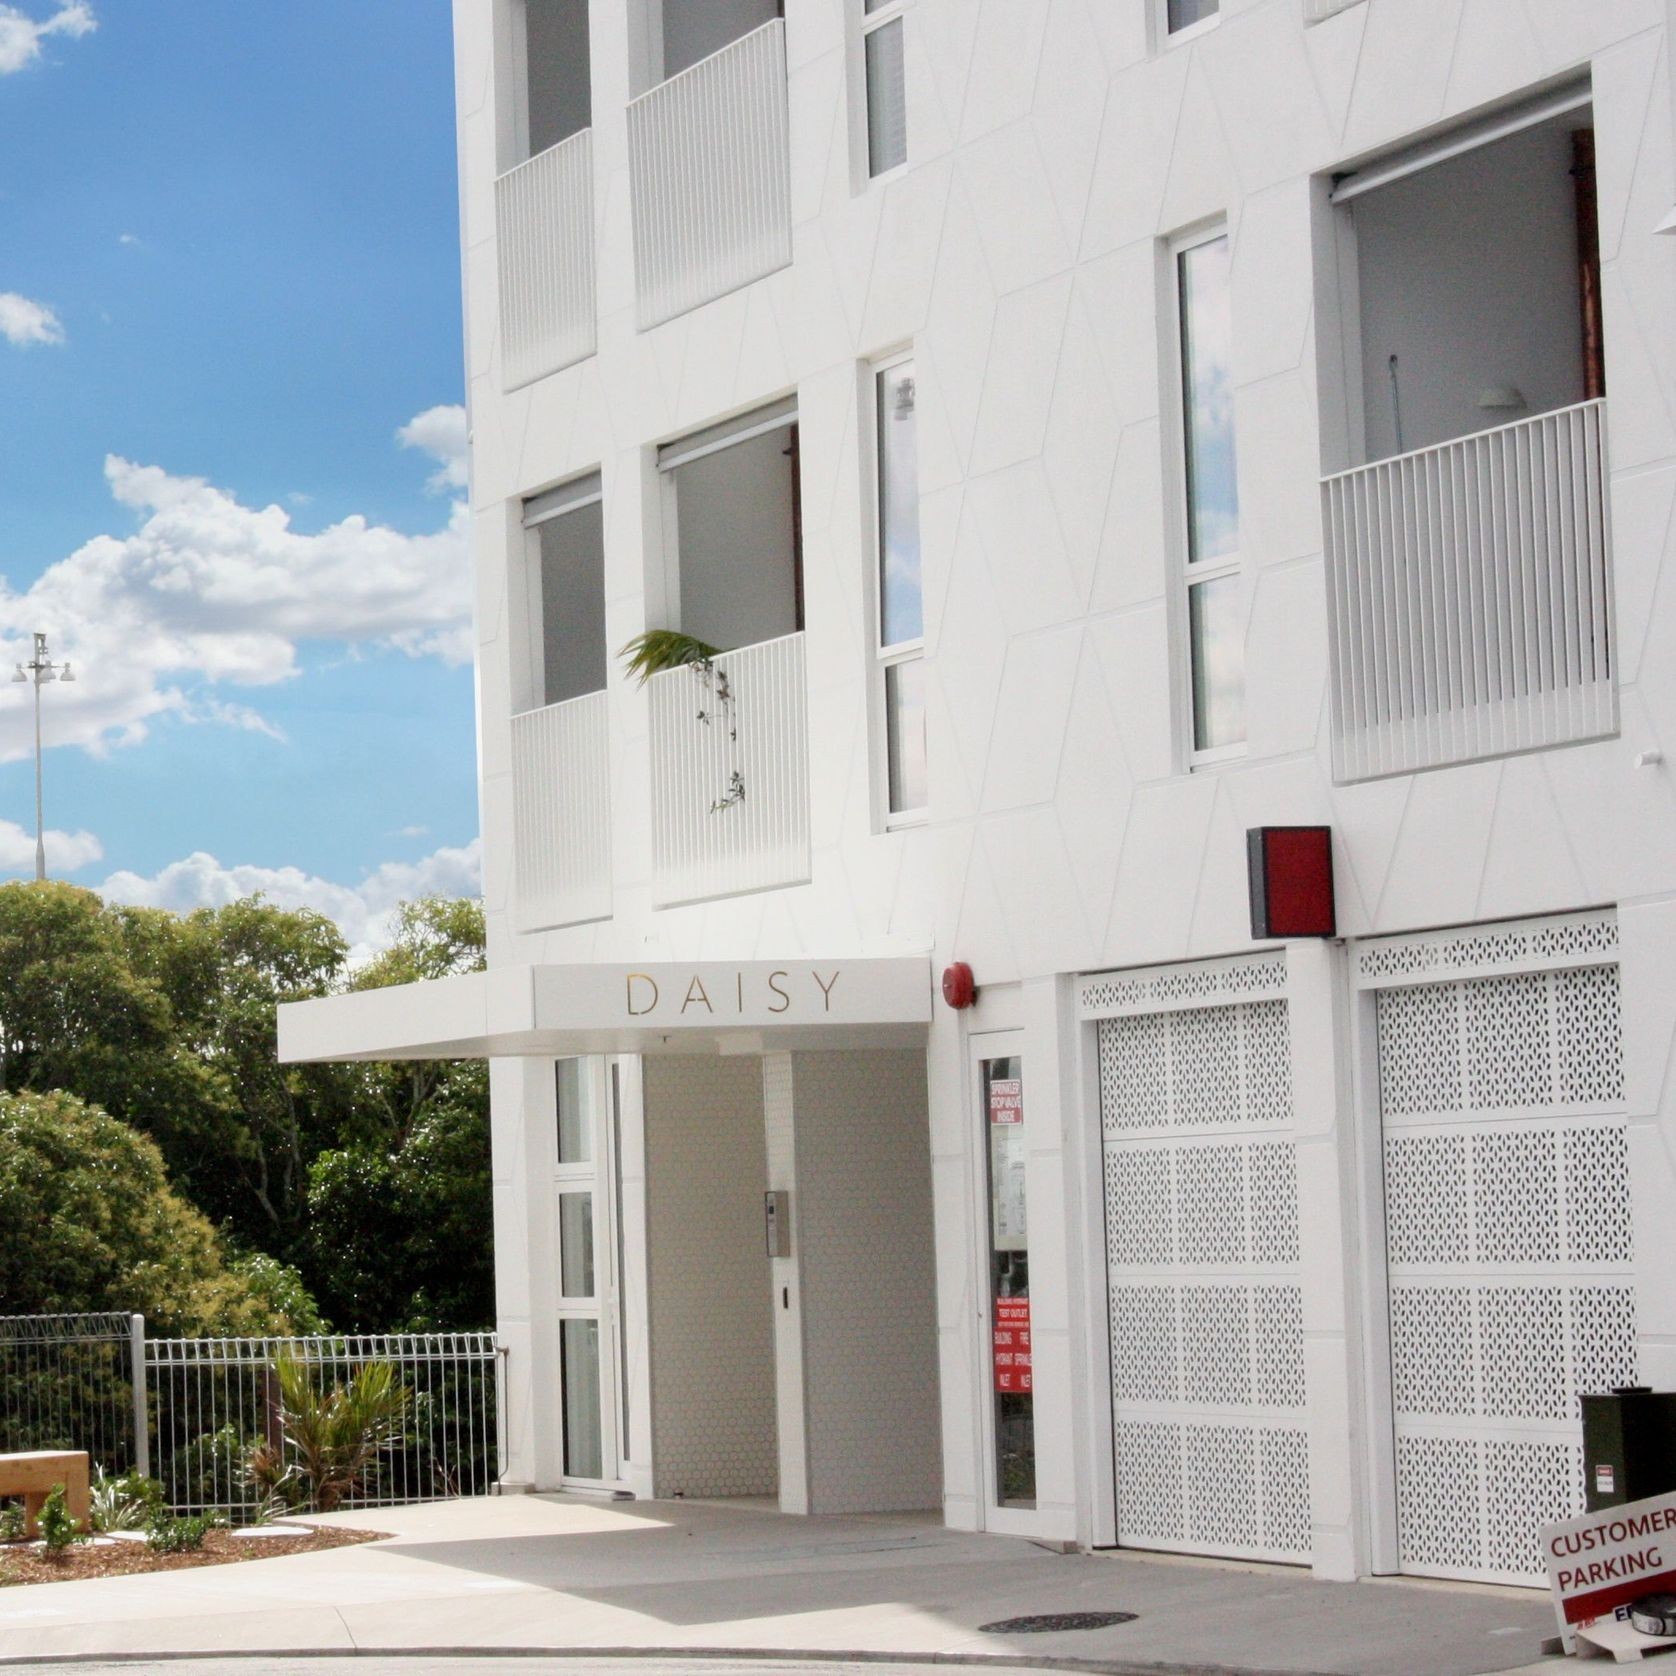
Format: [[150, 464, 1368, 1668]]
[[12, 632, 74, 882]]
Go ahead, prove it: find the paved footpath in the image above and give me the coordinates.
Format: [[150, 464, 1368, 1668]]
[[0, 1496, 1566, 1676]]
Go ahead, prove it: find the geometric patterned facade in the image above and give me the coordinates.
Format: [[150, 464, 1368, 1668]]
[[437, 0, 1676, 1581], [1372, 918, 1634, 1584], [1098, 960, 1311, 1562]]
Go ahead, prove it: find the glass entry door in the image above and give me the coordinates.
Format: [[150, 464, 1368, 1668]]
[[974, 1034, 1035, 1522], [555, 1057, 627, 1487]]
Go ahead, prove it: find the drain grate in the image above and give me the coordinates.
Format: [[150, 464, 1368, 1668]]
[[979, 1611, 1138, 1634]]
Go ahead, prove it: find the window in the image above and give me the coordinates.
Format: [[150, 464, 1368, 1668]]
[[659, 0, 779, 82], [862, 0, 907, 178], [981, 1051, 1032, 1510], [1173, 230, 1244, 764], [522, 0, 591, 160], [521, 473, 606, 712], [1165, 0, 1218, 35], [873, 354, 925, 819], [656, 400, 802, 654]]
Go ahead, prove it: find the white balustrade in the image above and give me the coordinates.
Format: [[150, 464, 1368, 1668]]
[[648, 632, 809, 908], [496, 128, 596, 390], [1321, 399, 1616, 783], [511, 690, 612, 930], [626, 21, 792, 331]]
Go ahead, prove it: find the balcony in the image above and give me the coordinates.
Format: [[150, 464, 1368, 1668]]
[[1321, 399, 1615, 783], [625, 19, 792, 331], [511, 690, 612, 930], [648, 632, 809, 908], [496, 128, 596, 390]]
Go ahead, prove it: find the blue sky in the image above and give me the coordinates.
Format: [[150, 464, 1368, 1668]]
[[0, 1, 477, 948]]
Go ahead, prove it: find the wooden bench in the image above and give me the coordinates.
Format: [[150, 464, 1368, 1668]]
[[0, 1451, 91, 1539]]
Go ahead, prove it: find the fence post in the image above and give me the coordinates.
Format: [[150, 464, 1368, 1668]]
[[129, 1314, 150, 1478]]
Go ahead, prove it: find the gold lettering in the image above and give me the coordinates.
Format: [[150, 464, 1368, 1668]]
[[626, 972, 659, 1016], [813, 969, 841, 1011], [767, 970, 791, 1013], [682, 975, 714, 1014]]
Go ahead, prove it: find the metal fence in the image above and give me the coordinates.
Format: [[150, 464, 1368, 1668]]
[[0, 1312, 144, 1475], [0, 1314, 502, 1517]]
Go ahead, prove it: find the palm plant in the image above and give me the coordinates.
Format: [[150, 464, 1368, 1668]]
[[272, 1353, 409, 1513], [618, 629, 719, 685]]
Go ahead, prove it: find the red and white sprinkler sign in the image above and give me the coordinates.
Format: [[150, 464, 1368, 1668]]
[[1542, 1491, 1676, 1658]]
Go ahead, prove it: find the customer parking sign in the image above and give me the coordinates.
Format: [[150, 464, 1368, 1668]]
[[1542, 1491, 1676, 1657]]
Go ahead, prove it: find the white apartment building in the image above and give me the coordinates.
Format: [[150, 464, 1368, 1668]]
[[281, 0, 1676, 1592]]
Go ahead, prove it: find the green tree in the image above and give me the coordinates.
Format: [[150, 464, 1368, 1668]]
[[0, 1088, 313, 1334], [305, 898, 492, 1330], [0, 881, 490, 1334]]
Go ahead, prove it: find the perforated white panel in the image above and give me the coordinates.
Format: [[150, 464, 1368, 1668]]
[[1100, 968, 1308, 1565], [1374, 923, 1632, 1588]]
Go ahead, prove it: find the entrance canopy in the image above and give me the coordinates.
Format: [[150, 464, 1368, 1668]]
[[277, 957, 932, 1063]]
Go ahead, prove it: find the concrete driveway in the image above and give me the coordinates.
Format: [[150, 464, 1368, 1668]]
[[0, 1494, 1562, 1676]]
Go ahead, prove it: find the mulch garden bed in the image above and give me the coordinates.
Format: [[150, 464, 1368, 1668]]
[[0, 1524, 386, 1585]]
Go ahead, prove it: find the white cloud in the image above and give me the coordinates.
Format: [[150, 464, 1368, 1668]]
[[397, 403, 468, 493], [0, 2, 93, 75], [100, 837, 481, 960], [0, 406, 472, 764], [117, 231, 139, 247], [394, 824, 429, 839], [0, 292, 64, 346], [0, 817, 102, 874]]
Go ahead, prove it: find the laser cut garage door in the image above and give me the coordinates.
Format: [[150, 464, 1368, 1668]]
[[1364, 914, 1634, 1586], [1090, 954, 1310, 1564]]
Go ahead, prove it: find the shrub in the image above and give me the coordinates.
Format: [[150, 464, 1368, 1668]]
[[0, 1503, 23, 1543], [37, 1485, 85, 1554], [145, 1513, 214, 1554], [90, 1468, 165, 1533], [242, 1439, 304, 1524], [274, 1353, 408, 1513]]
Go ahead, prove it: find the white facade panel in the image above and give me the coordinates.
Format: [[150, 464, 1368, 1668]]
[[496, 128, 597, 388], [625, 20, 792, 330], [1093, 955, 1310, 1564], [434, 0, 1676, 1572], [511, 691, 613, 930], [1356, 914, 1634, 1585]]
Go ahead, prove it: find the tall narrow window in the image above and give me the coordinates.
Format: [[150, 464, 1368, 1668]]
[[862, 0, 907, 177], [1175, 231, 1244, 762], [521, 473, 605, 711], [1165, 0, 1218, 35], [874, 353, 925, 819], [982, 1053, 1033, 1509]]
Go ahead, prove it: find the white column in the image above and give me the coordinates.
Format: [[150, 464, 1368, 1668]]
[[1286, 939, 1368, 1582], [492, 1055, 562, 1490], [1615, 901, 1676, 1392], [1019, 976, 1079, 1544], [763, 1051, 810, 1514]]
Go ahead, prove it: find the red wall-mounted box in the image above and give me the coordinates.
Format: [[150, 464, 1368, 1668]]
[[1247, 826, 1336, 940]]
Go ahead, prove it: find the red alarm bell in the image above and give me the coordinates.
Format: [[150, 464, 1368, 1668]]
[[942, 961, 976, 1009]]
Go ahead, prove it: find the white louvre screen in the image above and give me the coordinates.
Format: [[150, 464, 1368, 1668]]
[[1370, 918, 1632, 1586], [1093, 956, 1310, 1564]]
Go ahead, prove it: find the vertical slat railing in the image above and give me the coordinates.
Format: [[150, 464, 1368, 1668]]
[[1321, 399, 1615, 782], [626, 20, 792, 330], [647, 631, 810, 907], [496, 127, 596, 389], [144, 1333, 501, 1518], [511, 689, 612, 931]]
